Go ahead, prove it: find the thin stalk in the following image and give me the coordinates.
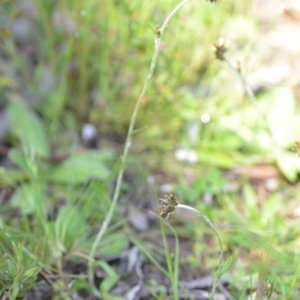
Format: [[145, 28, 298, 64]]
[[130, 235, 169, 277], [88, 0, 192, 297], [160, 216, 174, 285], [223, 57, 275, 146], [176, 204, 224, 300], [158, 214, 179, 300]]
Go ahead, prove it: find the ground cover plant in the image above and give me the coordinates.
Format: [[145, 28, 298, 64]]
[[1, 0, 300, 299]]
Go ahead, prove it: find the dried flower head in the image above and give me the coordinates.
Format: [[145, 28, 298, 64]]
[[155, 25, 161, 37], [212, 38, 227, 60], [292, 138, 300, 157], [236, 60, 242, 72], [258, 279, 272, 298], [159, 194, 178, 220]]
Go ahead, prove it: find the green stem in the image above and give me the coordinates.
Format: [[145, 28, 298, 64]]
[[158, 214, 179, 300], [177, 204, 223, 300], [88, 0, 192, 297], [223, 57, 275, 145]]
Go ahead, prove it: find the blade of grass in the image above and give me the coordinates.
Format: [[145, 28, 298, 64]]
[[286, 259, 300, 297], [130, 235, 169, 277], [151, 211, 179, 300]]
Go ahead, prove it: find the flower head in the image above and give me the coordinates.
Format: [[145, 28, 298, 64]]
[[212, 38, 227, 60], [292, 138, 300, 157], [258, 279, 272, 298], [159, 194, 178, 220]]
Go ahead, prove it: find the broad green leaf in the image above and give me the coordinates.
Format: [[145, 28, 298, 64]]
[[8, 149, 32, 175], [11, 183, 38, 215], [97, 232, 128, 258], [8, 95, 49, 156], [47, 151, 110, 184]]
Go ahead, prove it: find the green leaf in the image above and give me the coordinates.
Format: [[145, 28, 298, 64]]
[[12, 284, 20, 300], [94, 261, 120, 293], [91, 180, 112, 210], [23, 267, 40, 281], [47, 151, 110, 184], [8, 95, 49, 156], [0, 167, 28, 185], [219, 256, 233, 277], [11, 183, 40, 215], [6, 259, 16, 277], [9, 149, 32, 175], [97, 232, 128, 257], [55, 206, 88, 251], [69, 279, 89, 291]]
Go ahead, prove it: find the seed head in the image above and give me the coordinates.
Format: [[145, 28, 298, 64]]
[[155, 25, 161, 37], [159, 194, 178, 220], [292, 138, 300, 157], [258, 280, 272, 298], [212, 38, 227, 60]]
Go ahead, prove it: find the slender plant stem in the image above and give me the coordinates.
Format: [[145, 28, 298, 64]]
[[223, 58, 279, 299], [176, 204, 224, 300], [223, 57, 275, 145], [88, 0, 192, 297], [159, 214, 180, 300]]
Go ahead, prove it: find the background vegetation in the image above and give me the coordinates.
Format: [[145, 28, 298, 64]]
[[1, 0, 300, 299]]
